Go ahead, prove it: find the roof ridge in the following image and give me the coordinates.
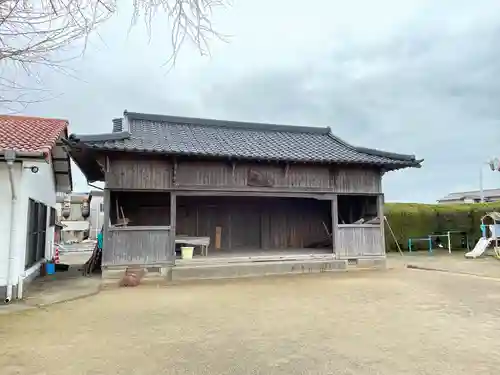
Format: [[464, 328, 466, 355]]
[[0, 114, 69, 123], [68, 131, 130, 143], [124, 111, 331, 135], [326, 133, 419, 162]]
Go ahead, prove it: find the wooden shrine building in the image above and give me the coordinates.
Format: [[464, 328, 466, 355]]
[[67, 111, 422, 273]]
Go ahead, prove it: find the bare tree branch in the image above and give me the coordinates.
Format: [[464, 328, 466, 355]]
[[0, 0, 228, 111]]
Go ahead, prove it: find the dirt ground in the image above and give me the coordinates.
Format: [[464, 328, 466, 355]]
[[1, 266, 500, 375]]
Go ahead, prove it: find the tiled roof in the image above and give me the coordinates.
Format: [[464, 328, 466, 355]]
[[0, 115, 68, 153], [70, 112, 423, 169]]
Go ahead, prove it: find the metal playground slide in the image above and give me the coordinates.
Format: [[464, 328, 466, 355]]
[[465, 237, 493, 259]]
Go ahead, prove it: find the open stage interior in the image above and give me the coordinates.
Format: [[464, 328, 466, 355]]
[[109, 192, 382, 260], [174, 196, 333, 257]]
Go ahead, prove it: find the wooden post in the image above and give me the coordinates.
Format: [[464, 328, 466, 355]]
[[378, 193, 385, 255], [332, 195, 338, 258], [215, 226, 222, 250], [170, 192, 177, 262], [102, 188, 111, 266]]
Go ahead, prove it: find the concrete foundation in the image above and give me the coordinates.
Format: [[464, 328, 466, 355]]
[[102, 259, 351, 287], [172, 259, 348, 281], [101, 256, 387, 287]]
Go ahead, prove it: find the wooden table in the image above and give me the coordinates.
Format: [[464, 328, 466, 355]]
[[175, 236, 211, 256]]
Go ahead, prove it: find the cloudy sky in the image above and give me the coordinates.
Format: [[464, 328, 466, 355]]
[[13, 0, 500, 202]]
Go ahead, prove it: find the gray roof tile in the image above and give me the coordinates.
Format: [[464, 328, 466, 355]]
[[71, 112, 423, 169]]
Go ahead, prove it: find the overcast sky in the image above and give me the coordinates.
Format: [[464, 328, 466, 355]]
[[15, 0, 500, 202]]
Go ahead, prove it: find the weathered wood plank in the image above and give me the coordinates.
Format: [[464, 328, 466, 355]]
[[104, 227, 173, 266], [176, 161, 331, 189], [106, 159, 172, 190], [176, 162, 381, 193], [176, 190, 333, 199], [333, 168, 381, 193], [105, 156, 382, 194], [102, 188, 111, 256], [332, 195, 338, 257], [378, 194, 386, 255], [170, 192, 177, 260], [336, 225, 383, 258]]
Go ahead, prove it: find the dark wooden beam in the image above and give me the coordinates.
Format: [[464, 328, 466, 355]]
[[335, 192, 384, 197], [175, 189, 333, 200], [102, 188, 111, 262], [378, 194, 385, 255], [332, 195, 339, 258], [100, 186, 384, 197], [95, 157, 105, 173], [172, 157, 178, 186], [170, 192, 177, 261]]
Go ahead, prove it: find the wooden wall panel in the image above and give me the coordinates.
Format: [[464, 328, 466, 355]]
[[175, 161, 331, 190], [105, 155, 382, 194], [177, 161, 381, 193], [106, 159, 172, 190], [333, 168, 382, 194], [104, 227, 173, 266], [336, 225, 384, 258]]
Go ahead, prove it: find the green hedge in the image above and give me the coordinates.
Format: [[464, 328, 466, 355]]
[[384, 202, 500, 251]]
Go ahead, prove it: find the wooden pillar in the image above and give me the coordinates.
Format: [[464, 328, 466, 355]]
[[170, 192, 177, 263], [331, 195, 339, 259], [378, 193, 386, 255], [102, 188, 111, 266]]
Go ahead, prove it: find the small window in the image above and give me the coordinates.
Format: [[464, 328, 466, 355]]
[[25, 199, 48, 269], [99, 202, 104, 212]]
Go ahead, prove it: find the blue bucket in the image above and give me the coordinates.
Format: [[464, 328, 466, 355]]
[[46, 262, 55, 275]]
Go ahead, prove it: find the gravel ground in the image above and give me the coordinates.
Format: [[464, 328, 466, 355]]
[[1, 268, 500, 375]]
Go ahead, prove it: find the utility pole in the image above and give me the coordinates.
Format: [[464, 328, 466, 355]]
[[480, 166, 484, 203]]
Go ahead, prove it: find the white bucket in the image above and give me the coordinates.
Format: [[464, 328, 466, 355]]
[[181, 246, 194, 260]]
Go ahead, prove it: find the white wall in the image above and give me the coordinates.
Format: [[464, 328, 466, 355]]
[[0, 163, 22, 288], [0, 159, 57, 291]]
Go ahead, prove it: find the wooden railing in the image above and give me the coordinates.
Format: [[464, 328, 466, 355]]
[[104, 226, 173, 266], [336, 225, 384, 258]]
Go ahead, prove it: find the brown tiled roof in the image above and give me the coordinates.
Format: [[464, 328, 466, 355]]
[[0, 115, 68, 153]]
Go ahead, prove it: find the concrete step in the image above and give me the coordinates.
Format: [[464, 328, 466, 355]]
[[171, 259, 348, 281], [100, 258, 386, 287], [176, 253, 335, 266]]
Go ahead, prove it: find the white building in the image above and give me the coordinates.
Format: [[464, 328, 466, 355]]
[[0, 115, 72, 303], [437, 188, 500, 204]]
